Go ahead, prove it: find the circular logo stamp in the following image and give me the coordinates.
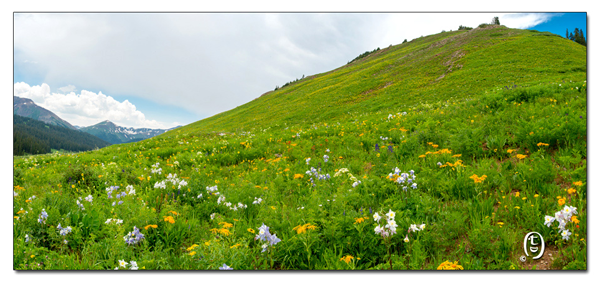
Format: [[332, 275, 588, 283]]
[[523, 232, 545, 260]]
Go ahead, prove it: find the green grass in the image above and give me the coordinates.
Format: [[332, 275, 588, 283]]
[[13, 25, 586, 270]]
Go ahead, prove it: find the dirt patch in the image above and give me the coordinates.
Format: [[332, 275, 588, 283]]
[[357, 81, 395, 98], [475, 25, 503, 31], [482, 141, 489, 151], [444, 50, 466, 67], [521, 245, 560, 270], [363, 162, 374, 174], [434, 49, 465, 83]]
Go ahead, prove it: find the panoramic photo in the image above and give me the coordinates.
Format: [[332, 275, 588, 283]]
[[13, 12, 587, 271]]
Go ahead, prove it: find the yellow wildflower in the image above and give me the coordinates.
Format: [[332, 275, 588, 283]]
[[437, 260, 464, 270], [247, 228, 255, 234], [187, 244, 199, 251], [558, 198, 566, 206], [144, 224, 158, 230], [293, 223, 318, 234], [340, 255, 354, 264], [469, 174, 487, 183], [573, 181, 583, 186], [218, 228, 231, 236], [163, 216, 175, 224], [219, 222, 233, 229], [293, 224, 307, 234], [567, 188, 577, 195]]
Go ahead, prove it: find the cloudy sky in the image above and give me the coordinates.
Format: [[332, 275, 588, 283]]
[[13, 12, 579, 129]]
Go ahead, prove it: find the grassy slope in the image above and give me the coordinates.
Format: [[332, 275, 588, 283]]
[[13, 25, 586, 270], [180, 26, 585, 133]]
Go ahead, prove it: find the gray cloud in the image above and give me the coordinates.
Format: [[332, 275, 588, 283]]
[[14, 13, 555, 121]]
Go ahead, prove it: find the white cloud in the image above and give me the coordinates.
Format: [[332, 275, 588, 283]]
[[500, 13, 558, 29], [14, 82, 168, 129]]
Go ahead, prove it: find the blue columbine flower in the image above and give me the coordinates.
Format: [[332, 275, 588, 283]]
[[219, 264, 233, 270], [124, 226, 144, 245], [38, 209, 48, 224], [255, 223, 280, 252]]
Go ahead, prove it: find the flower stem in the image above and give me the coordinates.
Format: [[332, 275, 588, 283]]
[[387, 238, 393, 270]]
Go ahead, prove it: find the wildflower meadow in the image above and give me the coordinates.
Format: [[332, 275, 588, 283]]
[[13, 25, 586, 270]]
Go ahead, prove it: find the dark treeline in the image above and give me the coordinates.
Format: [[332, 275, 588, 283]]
[[347, 47, 380, 65], [566, 28, 587, 46], [13, 115, 111, 156], [274, 74, 306, 91]]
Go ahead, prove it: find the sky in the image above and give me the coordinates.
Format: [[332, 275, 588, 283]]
[[13, 12, 587, 129]]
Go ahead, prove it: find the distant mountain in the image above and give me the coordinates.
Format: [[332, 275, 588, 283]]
[[14, 96, 78, 130], [13, 114, 111, 156], [80, 120, 173, 144]]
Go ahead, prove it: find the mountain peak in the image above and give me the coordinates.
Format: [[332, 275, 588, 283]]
[[98, 120, 116, 127], [13, 96, 78, 130], [80, 121, 169, 144]]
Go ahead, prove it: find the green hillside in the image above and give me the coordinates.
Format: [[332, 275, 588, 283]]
[[13, 25, 586, 270], [181, 26, 585, 133]]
